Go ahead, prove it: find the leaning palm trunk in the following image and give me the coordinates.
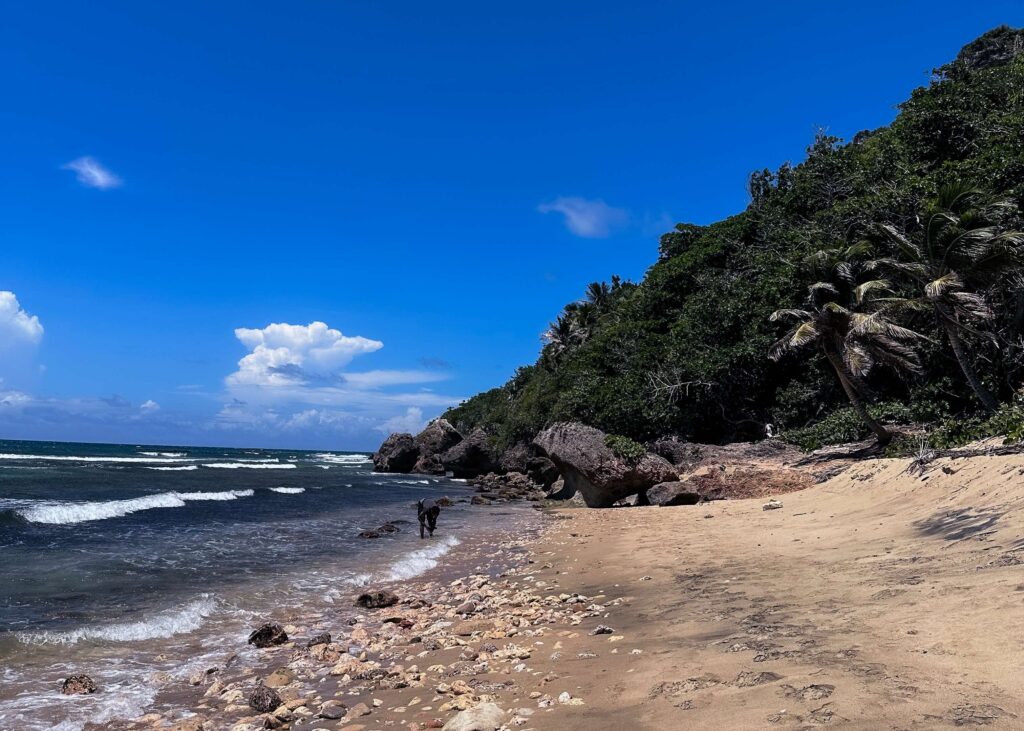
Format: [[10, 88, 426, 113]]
[[939, 313, 999, 412], [823, 349, 892, 445]]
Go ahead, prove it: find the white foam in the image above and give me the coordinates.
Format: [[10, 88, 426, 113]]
[[176, 490, 254, 500], [146, 465, 199, 471], [381, 535, 460, 582], [16, 597, 217, 645], [138, 451, 186, 458], [312, 452, 371, 465], [202, 462, 296, 470], [15, 490, 255, 524], [268, 487, 304, 494], [0, 453, 192, 464]]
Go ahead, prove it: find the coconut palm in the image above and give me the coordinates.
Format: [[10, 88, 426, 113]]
[[873, 184, 1024, 411], [770, 245, 924, 445]]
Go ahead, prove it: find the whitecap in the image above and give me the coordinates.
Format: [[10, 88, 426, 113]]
[[138, 451, 187, 458], [0, 453, 193, 464], [202, 462, 296, 470], [15, 490, 255, 524], [268, 487, 304, 494], [16, 596, 217, 645], [145, 465, 199, 471], [312, 452, 371, 465]]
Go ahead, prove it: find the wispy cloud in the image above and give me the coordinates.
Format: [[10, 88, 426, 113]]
[[538, 196, 629, 238], [62, 156, 122, 190]]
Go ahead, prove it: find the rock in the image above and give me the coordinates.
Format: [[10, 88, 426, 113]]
[[358, 530, 381, 539], [648, 437, 701, 469], [526, 457, 559, 488], [413, 419, 463, 474], [248, 623, 288, 648], [348, 702, 371, 717], [498, 442, 532, 474], [61, 674, 97, 695], [372, 433, 419, 473], [263, 668, 294, 688], [441, 428, 501, 479], [647, 479, 725, 506], [455, 600, 477, 614], [356, 589, 399, 609], [319, 700, 348, 719], [306, 632, 331, 647], [763, 499, 784, 511], [249, 684, 282, 713], [442, 702, 506, 731], [590, 625, 614, 635], [533, 423, 679, 507]]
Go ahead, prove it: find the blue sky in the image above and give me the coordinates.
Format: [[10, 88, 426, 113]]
[[1, 2, 1021, 450]]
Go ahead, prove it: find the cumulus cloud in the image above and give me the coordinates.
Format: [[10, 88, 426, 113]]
[[378, 406, 427, 435], [0, 292, 43, 347], [140, 399, 160, 413], [228, 321, 383, 388], [62, 156, 123, 190], [538, 196, 629, 238]]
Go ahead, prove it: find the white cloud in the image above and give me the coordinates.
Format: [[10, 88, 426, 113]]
[[0, 390, 31, 407], [140, 399, 160, 413], [378, 406, 427, 435], [0, 292, 43, 347], [228, 321, 383, 388], [62, 156, 123, 190], [538, 196, 629, 238]]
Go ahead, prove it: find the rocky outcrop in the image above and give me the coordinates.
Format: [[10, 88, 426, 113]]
[[372, 432, 419, 473], [248, 623, 288, 648], [441, 428, 500, 479], [498, 442, 532, 474], [61, 674, 97, 695], [647, 479, 725, 506], [470, 471, 543, 501], [648, 436, 701, 469], [413, 419, 463, 474], [526, 456, 559, 488], [533, 422, 678, 507]]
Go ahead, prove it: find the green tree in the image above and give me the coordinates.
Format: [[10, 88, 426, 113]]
[[769, 245, 924, 445], [874, 184, 1024, 411]]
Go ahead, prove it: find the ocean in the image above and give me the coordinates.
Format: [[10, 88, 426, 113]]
[[0, 439, 526, 730]]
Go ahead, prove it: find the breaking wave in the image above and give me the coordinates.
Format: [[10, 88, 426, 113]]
[[268, 487, 304, 494], [12, 490, 255, 524], [16, 597, 217, 645], [202, 462, 296, 470]]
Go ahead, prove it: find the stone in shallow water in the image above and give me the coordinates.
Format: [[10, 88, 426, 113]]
[[248, 622, 288, 648], [61, 674, 97, 695]]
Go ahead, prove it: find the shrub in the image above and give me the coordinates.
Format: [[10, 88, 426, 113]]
[[604, 434, 647, 463]]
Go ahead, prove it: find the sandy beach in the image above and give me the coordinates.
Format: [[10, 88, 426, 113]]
[[86, 443, 1024, 730]]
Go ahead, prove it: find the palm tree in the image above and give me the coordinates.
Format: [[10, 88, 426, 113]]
[[874, 184, 1024, 411], [585, 281, 612, 309], [770, 245, 924, 445]]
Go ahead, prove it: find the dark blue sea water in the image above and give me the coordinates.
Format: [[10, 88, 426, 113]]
[[0, 439, 524, 730]]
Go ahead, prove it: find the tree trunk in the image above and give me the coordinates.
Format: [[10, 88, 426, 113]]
[[824, 349, 891, 445], [941, 318, 999, 412]]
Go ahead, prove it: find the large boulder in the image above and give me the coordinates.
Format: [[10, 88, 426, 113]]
[[372, 433, 419, 473], [498, 442, 532, 474], [441, 428, 500, 479], [648, 436, 701, 469], [413, 419, 463, 474], [533, 423, 678, 508]]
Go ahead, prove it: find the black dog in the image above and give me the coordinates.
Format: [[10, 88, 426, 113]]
[[417, 498, 440, 539]]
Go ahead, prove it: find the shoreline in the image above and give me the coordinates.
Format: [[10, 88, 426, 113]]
[[46, 444, 1024, 730]]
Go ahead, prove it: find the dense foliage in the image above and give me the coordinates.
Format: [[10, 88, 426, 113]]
[[444, 28, 1024, 452]]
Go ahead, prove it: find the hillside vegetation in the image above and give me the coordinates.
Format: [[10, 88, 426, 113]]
[[444, 27, 1024, 453]]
